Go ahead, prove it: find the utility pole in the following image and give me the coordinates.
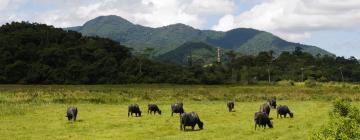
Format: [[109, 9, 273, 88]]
[[339, 66, 344, 82], [267, 66, 271, 83], [226, 50, 237, 83], [217, 47, 221, 64], [187, 48, 193, 67], [301, 67, 304, 82], [267, 52, 273, 84]]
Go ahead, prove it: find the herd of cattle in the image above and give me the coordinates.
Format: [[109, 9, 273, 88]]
[[66, 96, 293, 131]]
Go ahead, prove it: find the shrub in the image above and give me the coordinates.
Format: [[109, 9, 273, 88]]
[[311, 99, 360, 140], [277, 80, 295, 86], [305, 78, 317, 88], [319, 76, 328, 82], [333, 99, 351, 117]]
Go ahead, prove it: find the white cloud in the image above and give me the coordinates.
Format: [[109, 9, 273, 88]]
[[0, 0, 236, 29], [211, 14, 235, 31], [186, 0, 235, 15], [212, 0, 360, 41], [0, 0, 9, 10], [133, 0, 203, 28]]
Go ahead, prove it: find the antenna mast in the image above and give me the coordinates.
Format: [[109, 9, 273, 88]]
[[217, 47, 221, 64]]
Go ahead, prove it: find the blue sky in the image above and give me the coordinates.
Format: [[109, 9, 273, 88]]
[[0, 0, 359, 58]]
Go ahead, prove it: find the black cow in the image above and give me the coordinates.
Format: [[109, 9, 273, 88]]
[[277, 105, 294, 118], [260, 103, 271, 116], [268, 97, 277, 108], [254, 112, 273, 130], [148, 104, 161, 115], [66, 106, 78, 121], [171, 102, 184, 116], [227, 101, 235, 112], [128, 104, 142, 117], [180, 112, 204, 131]]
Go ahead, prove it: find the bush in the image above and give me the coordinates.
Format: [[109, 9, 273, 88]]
[[311, 99, 360, 140], [277, 80, 295, 86], [319, 76, 328, 82], [305, 78, 317, 88], [333, 99, 351, 117]]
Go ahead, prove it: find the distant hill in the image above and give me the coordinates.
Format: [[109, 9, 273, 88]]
[[67, 15, 333, 60]]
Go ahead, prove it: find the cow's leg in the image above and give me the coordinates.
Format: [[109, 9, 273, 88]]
[[171, 112, 173, 116], [284, 114, 287, 118], [192, 125, 195, 130]]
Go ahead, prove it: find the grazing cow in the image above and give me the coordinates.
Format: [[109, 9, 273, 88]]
[[128, 104, 142, 117], [66, 106, 78, 121], [277, 105, 294, 118], [254, 112, 273, 130], [227, 101, 235, 112], [180, 112, 204, 131], [268, 97, 277, 108], [171, 102, 184, 116], [260, 103, 271, 116], [148, 104, 162, 115]]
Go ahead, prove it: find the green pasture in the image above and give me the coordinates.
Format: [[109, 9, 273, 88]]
[[0, 83, 359, 140]]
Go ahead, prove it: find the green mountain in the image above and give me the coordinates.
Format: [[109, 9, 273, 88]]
[[67, 15, 333, 59]]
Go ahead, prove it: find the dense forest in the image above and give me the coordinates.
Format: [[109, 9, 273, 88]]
[[0, 22, 359, 84]]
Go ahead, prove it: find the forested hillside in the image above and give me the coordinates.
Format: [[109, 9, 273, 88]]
[[67, 15, 333, 57], [158, 42, 224, 65], [0, 22, 185, 84], [0, 22, 359, 84]]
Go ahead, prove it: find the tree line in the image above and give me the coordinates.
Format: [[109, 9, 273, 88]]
[[0, 22, 359, 84]]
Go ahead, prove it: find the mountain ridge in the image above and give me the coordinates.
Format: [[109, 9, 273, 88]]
[[66, 15, 333, 59]]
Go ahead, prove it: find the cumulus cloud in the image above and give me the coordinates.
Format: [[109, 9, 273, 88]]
[[212, 0, 360, 41], [0, 0, 235, 29], [211, 14, 235, 31], [133, 0, 203, 28], [186, 0, 235, 15]]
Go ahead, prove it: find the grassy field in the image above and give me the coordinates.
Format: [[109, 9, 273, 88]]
[[0, 83, 359, 140]]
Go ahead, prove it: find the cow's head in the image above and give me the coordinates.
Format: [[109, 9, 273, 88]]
[[198, 121, 204, 129]]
